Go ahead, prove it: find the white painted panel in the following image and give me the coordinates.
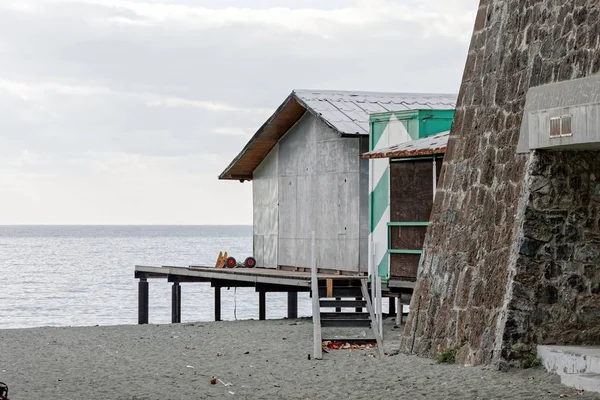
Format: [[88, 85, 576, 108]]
[[252, 143, 279, 268]]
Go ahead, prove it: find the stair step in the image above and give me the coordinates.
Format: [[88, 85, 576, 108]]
[[318, 287, 363, 298], [538, 346, 600, 394], [320, 300, 366, 308], [321, 319, 371, 328], [560, 373, 600, 393], [320, 312, 370, 320], [538, 346, 600, 375]]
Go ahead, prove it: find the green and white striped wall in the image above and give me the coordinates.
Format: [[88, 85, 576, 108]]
[[367, 110, 455, 281], [368, 114, 413, 280]]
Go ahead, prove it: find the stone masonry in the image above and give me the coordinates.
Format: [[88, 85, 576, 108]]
[[400, 0, 600, 366]]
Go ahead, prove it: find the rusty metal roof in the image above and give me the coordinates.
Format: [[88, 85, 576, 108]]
[[361, 130, 450, 159], [219, 90, 456, 180]]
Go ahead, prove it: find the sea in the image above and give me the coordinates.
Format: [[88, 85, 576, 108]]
[[0, 225, 314, 329]]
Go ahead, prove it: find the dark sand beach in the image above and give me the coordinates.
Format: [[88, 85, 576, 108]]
[[0, 318, 596, 399]]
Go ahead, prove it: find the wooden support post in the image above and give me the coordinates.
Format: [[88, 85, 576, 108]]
[[355, 297, 362, 313], [326, 279, 333, 298], [376, 275, 383, 340], [171, 280, 181, 324], [389, 296, 396, 316], [259, 291, 266, 320], [214, 285, 221, 322], [433, 157, 437, 201], [361, 280, 384, 359], [287, 292, 298, 319], [310, 231, 322, 360], [396, 301, 403, 326], [138, 277, 149, 325]]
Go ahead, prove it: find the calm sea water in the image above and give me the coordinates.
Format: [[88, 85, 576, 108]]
[[0, 226, 313, 329]]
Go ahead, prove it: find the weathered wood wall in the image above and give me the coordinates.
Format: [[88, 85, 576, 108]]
[[253, 112, 368, 272]]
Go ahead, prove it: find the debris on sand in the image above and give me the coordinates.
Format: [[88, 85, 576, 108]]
[[322, 341, 375, 351]]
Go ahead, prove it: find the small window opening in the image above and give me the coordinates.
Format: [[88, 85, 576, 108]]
[[549, 115, 572, 139]]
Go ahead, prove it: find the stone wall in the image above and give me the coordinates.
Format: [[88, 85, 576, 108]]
[[504, 151, 600, 360], [401, 0, 600, 366]]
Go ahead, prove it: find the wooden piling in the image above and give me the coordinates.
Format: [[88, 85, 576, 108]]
[[214, 285, 221, 322], [397, 301, 403, 326], [310, 231, 322, 360], [138, 277, 149, 324], [171, 280, 181, 324], [287, 292, 298, 319], [259, 291, 266, 320], [389, 296, 396, 316]]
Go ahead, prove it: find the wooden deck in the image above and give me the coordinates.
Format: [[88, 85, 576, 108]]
[[136, 265, 365, 287], [134, 265, 368, 325], [133, 265, 414, 327]]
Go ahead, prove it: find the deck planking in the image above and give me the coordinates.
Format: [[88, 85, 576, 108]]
[[135, 265, 366, 287]]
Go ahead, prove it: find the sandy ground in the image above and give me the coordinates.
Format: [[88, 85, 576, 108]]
[[0, 318, 598, 400]]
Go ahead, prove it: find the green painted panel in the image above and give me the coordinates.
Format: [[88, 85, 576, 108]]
[[377, 252, 389, 278], [418, 110, 455, 138], [369, 109, 455, 142], [371, 110, 418, 123], [406, 119, 420, 140], [369, 168, 389, 233], [387, 222, 430, 227], [387, 249, 423, 255], [370, 114, 392, 150]]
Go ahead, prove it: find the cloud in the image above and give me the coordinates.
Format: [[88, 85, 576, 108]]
[[0, 78, 269, 114], [214, 127, 252, 137], [145, 96, 271, 114], [0, 150, 252, 224], [3, 0, 476, 41], [0, 79, 113, 101], [0, 0, 478, 224]]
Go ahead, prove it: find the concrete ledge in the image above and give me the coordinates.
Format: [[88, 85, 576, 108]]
[[561, 373, 600, 393], [538, 345, 600, 394]]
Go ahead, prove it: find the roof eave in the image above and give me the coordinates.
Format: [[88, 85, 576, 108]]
[[218, 93, 306, 181], [361, 149, 446, 159]]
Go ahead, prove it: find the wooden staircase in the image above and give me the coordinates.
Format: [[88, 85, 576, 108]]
[[312, 278, 384, 358], [318, 283, 369, 329]]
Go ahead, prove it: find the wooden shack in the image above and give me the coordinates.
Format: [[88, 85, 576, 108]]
[[219, 90, 456, 274], [362, 128, 451, 285]]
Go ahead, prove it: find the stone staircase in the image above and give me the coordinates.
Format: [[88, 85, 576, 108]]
[[538, 345, 600, 394]]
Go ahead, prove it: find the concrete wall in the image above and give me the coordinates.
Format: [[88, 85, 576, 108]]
[[401, 0, 600, 367], [253, 112, 368, 272], [518, 75, 600, 152]]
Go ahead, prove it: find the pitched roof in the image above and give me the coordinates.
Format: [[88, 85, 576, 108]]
[[361, 131, 450, 159], [219, 90, 457, 181], [294, 90, 456, 135]]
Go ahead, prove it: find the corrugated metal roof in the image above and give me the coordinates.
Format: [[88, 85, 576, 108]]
[[294, 90, 457, 136], [361, 131, 450, 159], [219, 90, 456, 180]]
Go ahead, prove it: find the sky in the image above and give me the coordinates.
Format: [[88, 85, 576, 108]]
[[0, 0, 477, 225]]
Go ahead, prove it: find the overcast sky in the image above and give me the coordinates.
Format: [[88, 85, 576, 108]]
[[0, 0, 476, 225]]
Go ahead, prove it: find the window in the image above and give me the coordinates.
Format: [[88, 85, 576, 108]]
[[549, 115, 572, 139]]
